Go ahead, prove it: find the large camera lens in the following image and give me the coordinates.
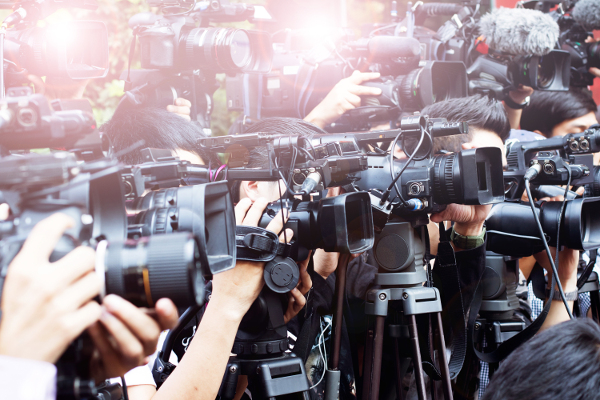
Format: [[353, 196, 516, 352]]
[[536, 58, 554, 89], [129, 183, 236, 275], [227, 30, 252, 68], [98, 232, 204, 308], [486, 197, 600, 257], [432, 147, 504, 205], [508, 50, 570, 91]]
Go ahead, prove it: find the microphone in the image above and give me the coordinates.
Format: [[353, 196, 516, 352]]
[[478, 7, 559, 56], [572, 0, 600, 31]]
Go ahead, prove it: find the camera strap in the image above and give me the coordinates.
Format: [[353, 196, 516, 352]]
[[432, 222, 468, 381], [235, 225, 291, 262], [470, 266, 557, 365]]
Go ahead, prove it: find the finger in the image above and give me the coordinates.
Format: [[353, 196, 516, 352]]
[[102, 295, 161, 356], [174, 98, 192, 107], [290, 288, 306, 312], [266, 208, 290, 237], [326, 187, 341, 198], [87, 322, 121, 373], [61, 301, 102, 343], [347, 93, 362, 108], [0, 203, 10, 220], [234, 197, 253, 224], [27, 74, 46, 95], [19, 213, 75, 264], [98, 309, 145, 365], [348, 85, 383, 96], [298, 265, 312, 296], [166, 105, 191, 116], [54, 271, 102, 312], [576, 187, 586, 196], [154, 298, 179, 330], [278, 228, 294, 244], [348, 71, 380, 84], [51, 246, 96, 289], [241, 197, 269, 227]]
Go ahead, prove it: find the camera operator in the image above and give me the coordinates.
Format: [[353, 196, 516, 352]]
[[0, 213, 179, 400], [481, 318, 600, 400], [302, 70, 383, 129]]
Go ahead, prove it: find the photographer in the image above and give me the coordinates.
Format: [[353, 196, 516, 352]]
[[0, 213, 179, 399], [520, 89, 598, 140]]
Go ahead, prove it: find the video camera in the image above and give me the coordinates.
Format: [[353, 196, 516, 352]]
[[226, 28, 468, 132], [123, 0, 273, 131], [0, 91, 236, 399], [0, 0, 108, 84]]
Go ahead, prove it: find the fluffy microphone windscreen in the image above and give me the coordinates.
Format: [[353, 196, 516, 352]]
[[572, 0, 600, 31], [478, 7, 559, 56]]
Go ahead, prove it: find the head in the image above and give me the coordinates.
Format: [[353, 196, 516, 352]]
[[520, 89, 598, 138], [102, 104, 213, 166], [231, 117, 327, 202], [482, 318, 600, 400], [421, 94, 511, 165]]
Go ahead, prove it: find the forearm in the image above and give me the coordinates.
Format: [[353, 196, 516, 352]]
[[541, 278, 577, 331], [505, 106, 523, 129], [152, 297, 241, 400]]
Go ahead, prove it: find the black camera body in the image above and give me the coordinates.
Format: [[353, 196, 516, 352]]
[[503, 126, 600, 200], [467, 49, 571, 97], [124, 1, 272, 128]]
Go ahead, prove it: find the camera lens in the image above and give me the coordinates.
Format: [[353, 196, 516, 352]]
[[536, 57, 554, 89], [99, 232, 204, 308], [184, 27, 252, 72]]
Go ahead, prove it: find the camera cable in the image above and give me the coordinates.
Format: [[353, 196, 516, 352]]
[[524, 165, 574, 319], [383, 125, 426, 206]]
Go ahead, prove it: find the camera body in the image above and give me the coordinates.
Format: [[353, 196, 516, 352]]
[[557, 15, 600, 87]]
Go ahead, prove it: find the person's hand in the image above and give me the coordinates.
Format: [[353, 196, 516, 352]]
[[210, 198, 292, 322], [507, 84, 534, 105], [284, 253, 312, 324], [0, 213, 102, 364], [304, 70, 382, 128], [430, 204, 492, 237], [87, 295, 178, 381], [167, 98, 192, 121], [534, 247, 579, 294]]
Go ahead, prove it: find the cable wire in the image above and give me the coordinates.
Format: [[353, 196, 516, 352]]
[[524, 177, 574, 319]]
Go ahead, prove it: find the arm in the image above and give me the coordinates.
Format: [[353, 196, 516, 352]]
[[129, 198, 293, 400], [304, 71, 382, 128], [534, 248, 579, 331], [503, 85, 534, 129]]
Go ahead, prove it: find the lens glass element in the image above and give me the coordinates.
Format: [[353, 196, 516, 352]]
[[230, 30, 251, 68]]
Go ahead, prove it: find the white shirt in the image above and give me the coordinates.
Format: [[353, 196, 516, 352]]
[[0, 355, 56, 400]]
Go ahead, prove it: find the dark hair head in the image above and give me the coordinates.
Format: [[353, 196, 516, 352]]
[[230, 117, 327, 201], [482, 318, 600, 400], [101, 103, 214, 165], [421, 94, 510, 154], [521, 89, 597, 138]]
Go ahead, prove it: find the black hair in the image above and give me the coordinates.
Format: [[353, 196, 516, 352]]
[[101, 103, 214, 165], [520, 89, 597, 138], [421, 94, 511, 154], [482, 318, 600, 400], [229, 117, 327, 201]]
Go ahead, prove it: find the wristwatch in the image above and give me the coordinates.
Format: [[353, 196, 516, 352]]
[[450, 227, 486, 249], [504, 95, 531, 110]]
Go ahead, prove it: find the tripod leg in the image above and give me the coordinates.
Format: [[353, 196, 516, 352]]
[[435, 313, 453, 400], [408, 314, 427, 400], [361, 324, 375, 400], [394, 339, 405, 400], [369, 316, 386, 400], [331, 255, 349, 370]]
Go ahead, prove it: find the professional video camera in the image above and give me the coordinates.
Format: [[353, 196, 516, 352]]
[[0, 91, 236, 399], [0, 0, 109, 84], [122, 0, 272, 132], [467, 7, 570, 98], [484, 126, 600, 257], [226, 28, 468, 132]]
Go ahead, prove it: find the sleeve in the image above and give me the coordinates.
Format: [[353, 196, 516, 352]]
[[0, 355, 56, 400]]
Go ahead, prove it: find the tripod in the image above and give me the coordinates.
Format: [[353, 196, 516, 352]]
[[219, 289, 311, 400], [473, 253, 527, 378], [361, 218, 452, 400]]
